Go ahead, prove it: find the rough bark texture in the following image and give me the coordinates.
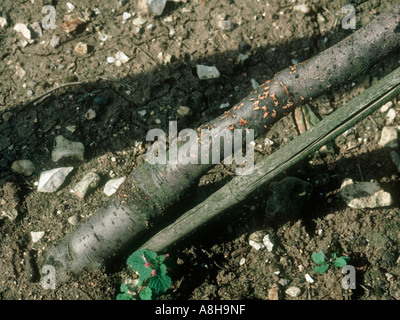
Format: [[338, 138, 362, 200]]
[[42, 5, 400, 282], [139, 66, 400, 253]]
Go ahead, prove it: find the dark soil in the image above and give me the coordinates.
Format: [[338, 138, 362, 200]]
[[0, 0, 399, 300]]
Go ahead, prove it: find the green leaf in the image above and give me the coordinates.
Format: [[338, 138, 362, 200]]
[[127, 249, 153, 281], [156, 254, 167, 265], [314, 264, 330, 274], [340, 256, 351, 263], [139, 287, 152, 300], [333, 257, 348, 268], [116, 293, 136, 300], [332, 252, 336, 261], [312, 252, 326, 265], [156, 263, 167, 276], [148, 274, 172, 295], [120, 283, 129, 293], [143, 250, 158, 264]]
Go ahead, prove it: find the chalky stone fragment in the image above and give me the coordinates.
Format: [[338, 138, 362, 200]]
[[52, 136, 85, 162], [340, 178, 393, 209], [38, 167, 74, 193], [72, 172, 100, 199]]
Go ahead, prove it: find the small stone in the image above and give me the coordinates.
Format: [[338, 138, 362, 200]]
[[293, 4, 310, 14], [217, 20, 234, 31], [386, 108, 396, 125], [50, 35, 61, 48], [104, 177, 126, 196], [238, 53, 249, 63], [123, 12, 132, 20], [72, 172, 100, 199], [84, 108, 96, 120], [385, 273, 394, 282], [317, 13, 326, 23], [37, 167, 74, 193], [379, 127, 398, 149], [248, 231, 265, 251], [2, 111, 13, 122], [340, 178, 393, 209], [380, 101, 393, 113], [390, 151, 400, 172], [51, 135, 85, 162], [154, 119, 161, 124], [1, 208, 18, 221], [107, 56, 116, 64], [31, 231, 45, 243], [148, 0, 167, 16], [177, 106, 193, 118], [278, 278, 289, 286], [262, 234, 275, 252], [60, 18, 86, 34], [132, 16, 148, 26], [30, 22, 43, 38], [74, 42, 88, 55], [14, 23, 32, 40], [66, 125, 76, 133], [11, 160, 35, 177], [115, 51, 130, 64], [138, 110, 147, 117], [15, 63, 26, 79], [251, 79, 259, 90], [305, 273, 314, 283], [239, 258, 246, 266], [285, 286, 301, 297], [264, 138, 274, 146], [0, 17, 8, 28], [196, 65, 220, 80], [68, 215, 81, 226], [66, 2, 75, 12], [268, 284, 280, 300]]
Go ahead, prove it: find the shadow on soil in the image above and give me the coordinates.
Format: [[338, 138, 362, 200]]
[[1, 18, 399, 299]]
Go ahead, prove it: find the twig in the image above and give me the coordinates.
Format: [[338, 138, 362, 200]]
[[20, 81, 87, 109]]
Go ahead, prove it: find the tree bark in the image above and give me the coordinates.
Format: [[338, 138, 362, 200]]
[[41, 5, 400, 282]]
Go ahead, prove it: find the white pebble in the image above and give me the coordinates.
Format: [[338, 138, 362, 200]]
[[107, 56, 116, 64], [262, 234, 275, 252], [219, 102, 230, 109], [285, 286, 301, 297], [31, 231, 45, 243], [386, 108, 396, 125], [37, 167, 74, 193], [196, 65, 220, 80], [305, 273, 314, 283], [115, 51, 130, 64], [0, 17, 8, 28], [14, 23, 32, 40], [379, 127, 398, 149], [380, 101, 393, 113], [251, 79, 259, 90], [66, 2, 75, 12], [123, 12, 132, 20], [104, 177, 126, 196], [239, 258, 246, 266], [293, 4, 310, 14]]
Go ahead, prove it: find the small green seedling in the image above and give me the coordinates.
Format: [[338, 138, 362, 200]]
[[117, 249, 172, 300], [312, 250, 350, 274]]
